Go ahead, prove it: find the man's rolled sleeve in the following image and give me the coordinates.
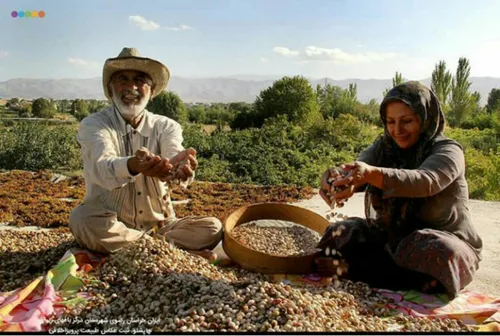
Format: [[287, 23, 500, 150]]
[[114, 156, 137, 181], [78, 119, 135, 190]]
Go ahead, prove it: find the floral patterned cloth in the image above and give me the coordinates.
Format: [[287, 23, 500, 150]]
[[270, 274, 500, 332]]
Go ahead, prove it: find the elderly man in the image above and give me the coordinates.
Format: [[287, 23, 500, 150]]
[[69, 47, 222, 260]]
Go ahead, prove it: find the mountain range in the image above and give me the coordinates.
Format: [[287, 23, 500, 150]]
[[1, 76, 499, 106]]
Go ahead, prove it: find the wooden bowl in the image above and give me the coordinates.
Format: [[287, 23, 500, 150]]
[[222, 203, 329, 274]]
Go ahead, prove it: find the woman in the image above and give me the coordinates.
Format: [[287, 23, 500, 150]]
[[315, 81, 483, 298]]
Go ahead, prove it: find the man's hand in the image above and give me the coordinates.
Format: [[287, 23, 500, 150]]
[[140, 155, 174, 180], [169, 148, 198, 181], [128, 148, 174, 179]]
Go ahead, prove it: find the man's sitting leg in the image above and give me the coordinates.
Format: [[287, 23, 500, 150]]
[[159, 216, 223, 261], [69, 202, 144, 254]]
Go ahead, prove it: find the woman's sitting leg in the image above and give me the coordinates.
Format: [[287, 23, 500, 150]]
[[388, 228, 481, 298], [316, 219, 457, 293], [342, 241, 445, 292]]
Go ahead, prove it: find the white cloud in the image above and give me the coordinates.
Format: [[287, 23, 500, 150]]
[[68, 58, 99, 67], [165, 24, 194, 31], [259, 57, 269, 63], [273, 45, 406, 65], [272, 46, 300, 57], [302, 46, 404, 64], [129, 15, 160, 31], [0, 51, 8, 57]]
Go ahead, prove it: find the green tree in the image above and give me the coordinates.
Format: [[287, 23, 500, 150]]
[[392, 72, 404, 87], [316, 83, 358, 119], [383, 71, 405, 97], [351, 99, 381, 125], [228, 102, 254, 129], [71, 99, 90, 121], [6, 98, 21, 110], [486, 88, 500, 114], [146, 91, 188, 123], [449, 57, 473, 126], [254, 75, 322, 127], [228, 102, 252, 114], [88, 100, 109, 113], [431, 60, 453, 112], [58, 99, 71, 114], [230, 110, 256, 130], [31, 98, 56, 118], [316, 83, 338, 118], [470, 91, 483, 115], [344, 84, 358, 104], [206, 105, 233, 129], [19, 102, 32, 118], [187, 105, 207, 124]]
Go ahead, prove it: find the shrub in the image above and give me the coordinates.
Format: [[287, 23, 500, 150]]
[[446, 127, 499, 154], [1, 119, 499, 201], [464, 147, 500, 201], [0, 122, 81, 171]]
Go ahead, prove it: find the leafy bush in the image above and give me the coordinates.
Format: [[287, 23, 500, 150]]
[[185, 116, 363, 187], [446, 127, 499, 154], [464, 147, 500, 201], [308, 114, 381, 153], [460, 113, 500, 131], [1, 119, 499, 201], [0, 122, 81, 171], [0, 119, 15, 127], [195, 155, 240, 183]]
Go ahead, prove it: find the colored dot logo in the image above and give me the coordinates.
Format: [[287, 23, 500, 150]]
[[11, 10, 45, 18]]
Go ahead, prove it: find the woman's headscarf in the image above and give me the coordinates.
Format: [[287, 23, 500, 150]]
[[365, 81, 448, 241]]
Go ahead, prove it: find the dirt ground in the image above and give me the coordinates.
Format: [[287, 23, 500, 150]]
[[294, 191, 500, 297]]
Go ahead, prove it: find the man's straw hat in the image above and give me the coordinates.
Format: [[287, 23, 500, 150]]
[[102, 47, 170, 100]]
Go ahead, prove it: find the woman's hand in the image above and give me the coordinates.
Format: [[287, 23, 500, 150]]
[[319, 166, 356, 207], [319, 167, 344, 206], [332, 161, 382, 190]]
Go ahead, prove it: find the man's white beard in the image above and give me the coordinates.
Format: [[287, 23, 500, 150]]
[[111, 87, 150, 120]]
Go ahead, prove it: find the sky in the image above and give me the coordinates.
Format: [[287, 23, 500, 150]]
[[1, 0, 500, 81]]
